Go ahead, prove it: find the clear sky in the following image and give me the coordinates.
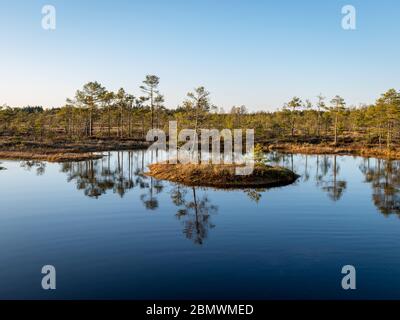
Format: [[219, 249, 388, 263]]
[[0, 0, 399, 111]]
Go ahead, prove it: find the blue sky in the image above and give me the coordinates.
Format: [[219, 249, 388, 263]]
[[0, 0, 399, 111]]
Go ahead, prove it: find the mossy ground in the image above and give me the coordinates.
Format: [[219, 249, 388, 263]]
[[146, 162, 299, 188], [0, 151, 102, 162]]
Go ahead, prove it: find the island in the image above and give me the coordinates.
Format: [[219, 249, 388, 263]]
[[145, 162, 299, 189]]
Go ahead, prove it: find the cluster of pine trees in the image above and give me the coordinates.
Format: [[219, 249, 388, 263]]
[[1, 75, 399, 148]]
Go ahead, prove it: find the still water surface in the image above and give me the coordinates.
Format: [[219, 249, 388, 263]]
[[1, 150, 400, 299]]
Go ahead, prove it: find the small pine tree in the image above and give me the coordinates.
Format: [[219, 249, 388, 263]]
[[253, 144, 268, 165]]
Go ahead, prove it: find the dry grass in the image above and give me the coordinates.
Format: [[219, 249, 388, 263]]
[[0, 151, 103, 162], [0, 137, 150, 153], [268, 143, 400, 160], [0, 137, 151, 162], [146, 162, 299, 188]]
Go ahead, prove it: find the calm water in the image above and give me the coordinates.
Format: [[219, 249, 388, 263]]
[[1, 150, 400, 299]]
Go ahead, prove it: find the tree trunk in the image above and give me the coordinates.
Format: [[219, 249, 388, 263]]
[[142, 116, 145, 139], [378, 125, 382, 148], [89, 108, 93, 137], [128, 109, 132, 137], [150, 90, 154, 130], [120, 106, 124, 138], [108, 106, 111, 137], [334, 112, 338, 145]]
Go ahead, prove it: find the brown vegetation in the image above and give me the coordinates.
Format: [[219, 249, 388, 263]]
[[0, 137, 151, 161], [0, 151, 103, 162], [268, 143, 400, 160], [146, 162, 299, 189], [2, 135, 400, 162]]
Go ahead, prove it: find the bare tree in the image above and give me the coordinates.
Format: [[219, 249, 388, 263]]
[[140, 75, 160, 130]]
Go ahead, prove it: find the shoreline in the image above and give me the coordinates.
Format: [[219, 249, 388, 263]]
[[267, 143, 400, 160], [1, 137, 400, 162], [0, 151, 104, 162], [0, 138, 151, 162]]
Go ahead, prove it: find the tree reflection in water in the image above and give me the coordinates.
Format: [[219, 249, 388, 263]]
[[58, 150, 165, 207], [244, 189, 264, 203], [318, 155, 347, 201], [19, 152, 351, 204], [15, 150, 400, 227], [60, 151, 139, 198], [137, 150, 163, 210], [171, 185, 217, 245], [140, 177, 162, 210], [268, 152, 347, 201], [315, 154, 331, 187], [20, 160, 46, 176], [360, 158, 400, 216]]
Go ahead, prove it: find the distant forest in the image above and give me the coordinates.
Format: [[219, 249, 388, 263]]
[[1, 75, 399, 149]]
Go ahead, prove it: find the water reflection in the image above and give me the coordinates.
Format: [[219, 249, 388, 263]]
[[318, 155, 347, 201], [171, 186, 217, 245], [360, 158, 400, 216], [269, 152, 400, 215], [244, 189, 264, 203], [8, 151, 400, 298], [20, 160, 46, 175], [140, 176, 163, 210], [268, 153, 347, 201], [53, 151, 267, 206], [17, 151, 400, 219], [58, 151, 151, 198]]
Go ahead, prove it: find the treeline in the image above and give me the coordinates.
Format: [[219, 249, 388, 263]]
[[1, 75, 400, 149]]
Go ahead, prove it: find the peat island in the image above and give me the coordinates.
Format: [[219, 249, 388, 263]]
[[145, 162, 299, 189]]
